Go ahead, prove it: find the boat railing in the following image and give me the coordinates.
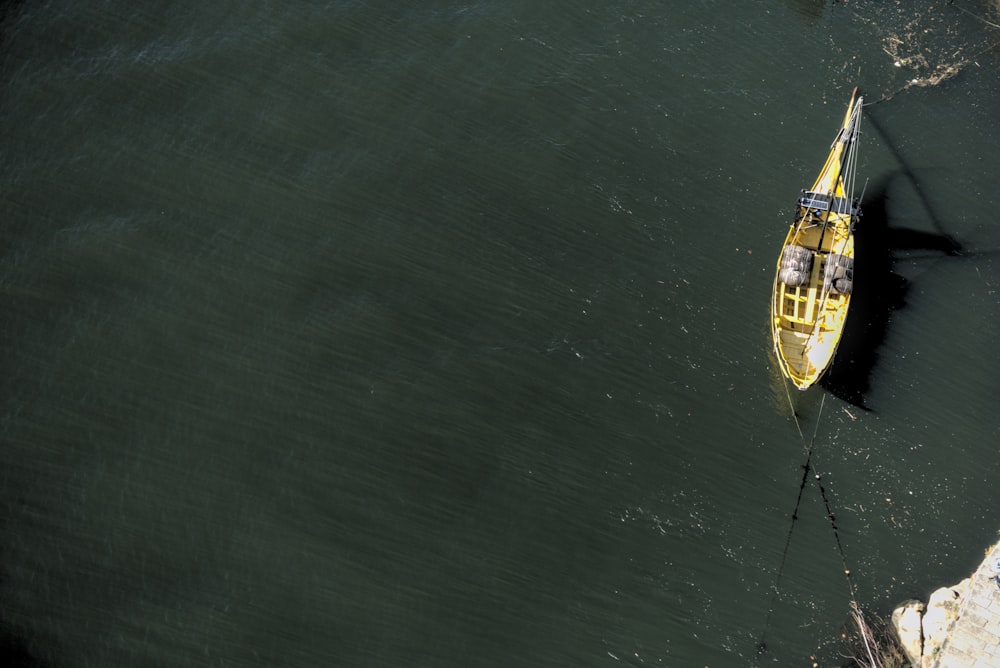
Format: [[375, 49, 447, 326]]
[[798, 191, 859, 216]]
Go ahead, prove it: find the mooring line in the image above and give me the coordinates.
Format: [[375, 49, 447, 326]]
[[755, 438, 816, 660], [867, 40, 999, 107], [755, 390, 864, 663], [755, 394, 825, 662], [812, 457, 858, 603], [782, 382, 805, 444], [801, 395, 859, 602]]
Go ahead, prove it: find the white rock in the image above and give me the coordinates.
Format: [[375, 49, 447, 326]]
[[891, 599, 924, 668], [920, 584, 964, 667]]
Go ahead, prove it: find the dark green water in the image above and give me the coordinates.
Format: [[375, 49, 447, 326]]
[[2, 1, 999, 666]]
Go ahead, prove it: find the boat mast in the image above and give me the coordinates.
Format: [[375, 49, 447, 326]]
[[814, 98, 861, 253]]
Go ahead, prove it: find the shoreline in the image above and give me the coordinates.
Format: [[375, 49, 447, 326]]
[[891, 539, 1000, 667]]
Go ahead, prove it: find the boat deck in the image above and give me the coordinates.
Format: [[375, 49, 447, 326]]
[[773, 248, 851, 386]]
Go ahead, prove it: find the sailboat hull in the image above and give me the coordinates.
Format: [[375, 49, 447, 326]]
[[771, 90, 863, 390]]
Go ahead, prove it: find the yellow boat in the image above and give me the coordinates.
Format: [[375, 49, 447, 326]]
[[771, 89, 863, 390]]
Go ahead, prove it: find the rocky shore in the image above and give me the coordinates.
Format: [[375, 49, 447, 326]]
[[891, 540, 1000, 668]]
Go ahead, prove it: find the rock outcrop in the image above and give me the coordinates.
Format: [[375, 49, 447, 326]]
[[891, 578, 971, 668], [891, 599, 924, 666]]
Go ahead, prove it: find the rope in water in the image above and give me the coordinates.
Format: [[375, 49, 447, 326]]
[[782, 381, 805, 443], [866, 39, 999, 107], [755, 388, 860, 662], [755, 391, 823, 661], [813, 458, 859, 604]]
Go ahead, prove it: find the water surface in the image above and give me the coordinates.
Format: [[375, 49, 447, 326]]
[[2, 1, 999, 665]]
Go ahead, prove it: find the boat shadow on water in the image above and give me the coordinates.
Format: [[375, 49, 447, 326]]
[[821, 173, 963, 410]]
